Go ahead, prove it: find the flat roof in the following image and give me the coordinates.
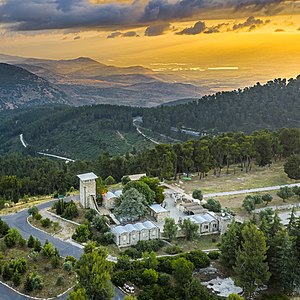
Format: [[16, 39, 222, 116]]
[[77, 172, 98, 181], [128, 173, 146, 181], [149, 203, 169, 214]]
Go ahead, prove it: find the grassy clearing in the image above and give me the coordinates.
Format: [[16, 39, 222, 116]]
[[0, 196, 54, 216], [170, 235, 220, 252], [28, 216, 62, 235], [0, 241, 76, 298], [178, 160, 299, 195]]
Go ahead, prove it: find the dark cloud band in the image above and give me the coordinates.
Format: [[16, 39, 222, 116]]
[[0, 0, 287, 31]]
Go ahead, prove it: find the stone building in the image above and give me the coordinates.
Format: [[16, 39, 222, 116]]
[[77, 172, 98, 209], [149, 204, 170, 222], [111, 220, 159, 247]]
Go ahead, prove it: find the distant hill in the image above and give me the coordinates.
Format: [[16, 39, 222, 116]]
[[142, 77, 300, 135], [0, 63, 68, 110], [0, 54, 207, 107]]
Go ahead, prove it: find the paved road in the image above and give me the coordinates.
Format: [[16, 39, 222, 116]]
[[0, 196, 124, 300], [203, 183, 300, 198]]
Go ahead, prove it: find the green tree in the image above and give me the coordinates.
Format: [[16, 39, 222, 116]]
[[284, 154, 300, 180], [269, 229, 300, 293], [28, 206, 39, 217], [242, 196, 255, 213], [163, 218, 178, 241], [142, 268, 159, 285], [104, 176, 116, 186], [72, 224, 91, 243], [2, 263, 13, 281], [0, 218, 9, 237], [4, 228, 21, 247], [180, 219, 199, 241], [33, 238, 42, 252], [233, 224, 270, 298], [43, 240, 55, 257], [27, 234, 35, 248], [114, 188, 147, 221], [67, 288, 88, 300], [172, 257, 194, 286], [277, 186, 294, 202], [76, 242, 113, 300], [63, 201, 79, 220], [192, 189, 203, 200], [121, 175, 131, 185], [140, 176, 165, 204], [262, 193, 273, 206], [220, 221, 243, 269], [123, 181, 156, 205], [184, 278, 213, 300], [203, 198, 222, 212], [142, 251, 159, 270], [24, 272, 44, 291]]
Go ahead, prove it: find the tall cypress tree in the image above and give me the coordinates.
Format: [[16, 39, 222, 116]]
[[234, 224, 270, 298]]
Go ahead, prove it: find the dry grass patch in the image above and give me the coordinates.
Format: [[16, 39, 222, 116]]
[[0, 242, 76, 298], [175, 161, 299, 195]]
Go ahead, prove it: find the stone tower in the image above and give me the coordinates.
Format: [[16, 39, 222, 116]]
[[77, 172, 98, 209]]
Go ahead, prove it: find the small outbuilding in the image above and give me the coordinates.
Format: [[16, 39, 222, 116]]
[[149, 204, 170, 222]]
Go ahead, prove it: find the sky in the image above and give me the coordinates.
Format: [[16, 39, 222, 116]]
[[1, 0, 300, 88]]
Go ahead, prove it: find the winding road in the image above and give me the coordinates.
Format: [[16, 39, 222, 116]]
[[0, 196, 125, 300]]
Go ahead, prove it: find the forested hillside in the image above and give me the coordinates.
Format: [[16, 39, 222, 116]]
[[0, 76, 300, 160], [1, 127, 299, 208], [142, 77, 300, 135], [0, 105, 152, 160], [0, 63, 68, 110]]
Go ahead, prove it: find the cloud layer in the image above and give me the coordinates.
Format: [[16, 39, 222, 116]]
[[0, 0, 288, 31]]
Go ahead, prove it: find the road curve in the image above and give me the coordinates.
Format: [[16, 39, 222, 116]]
[[0, 196, 124, 300]]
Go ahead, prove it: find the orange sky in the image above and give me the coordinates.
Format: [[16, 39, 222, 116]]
[[0, 1, 300, 86]]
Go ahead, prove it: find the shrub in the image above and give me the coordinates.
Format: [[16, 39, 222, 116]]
[[12, 271, 21, 286], [27, 234, 35, 248], [4, 228, 21, 247], [192, 189, 203, 200], [24, 273, 44, 291], [165, 245, 182, 255], [0, 219, 9, 237], [19, 236, 26, 247], [85, 209, 97, 222], [33, 238, 42, 252], [28, 206, 39, 217], [63, 261, 73, 272], [51, 255, 60, 268], [208, 251, 220, 260], [72, 224, 91, 243], [123, 248, 140, 259], [142, 268, 158, 285], [10, 257, 28, 274], [183, 250, 210, 268], [56, 274, 64, 286], [65, 256, 77, 266], [63, 201, 79, 220], [29, 251, 39, 262], [43, 240, 55, 257], [34, 213, 42, 221], [2, 262, 13, 281], [41, 218, 52, 228]]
